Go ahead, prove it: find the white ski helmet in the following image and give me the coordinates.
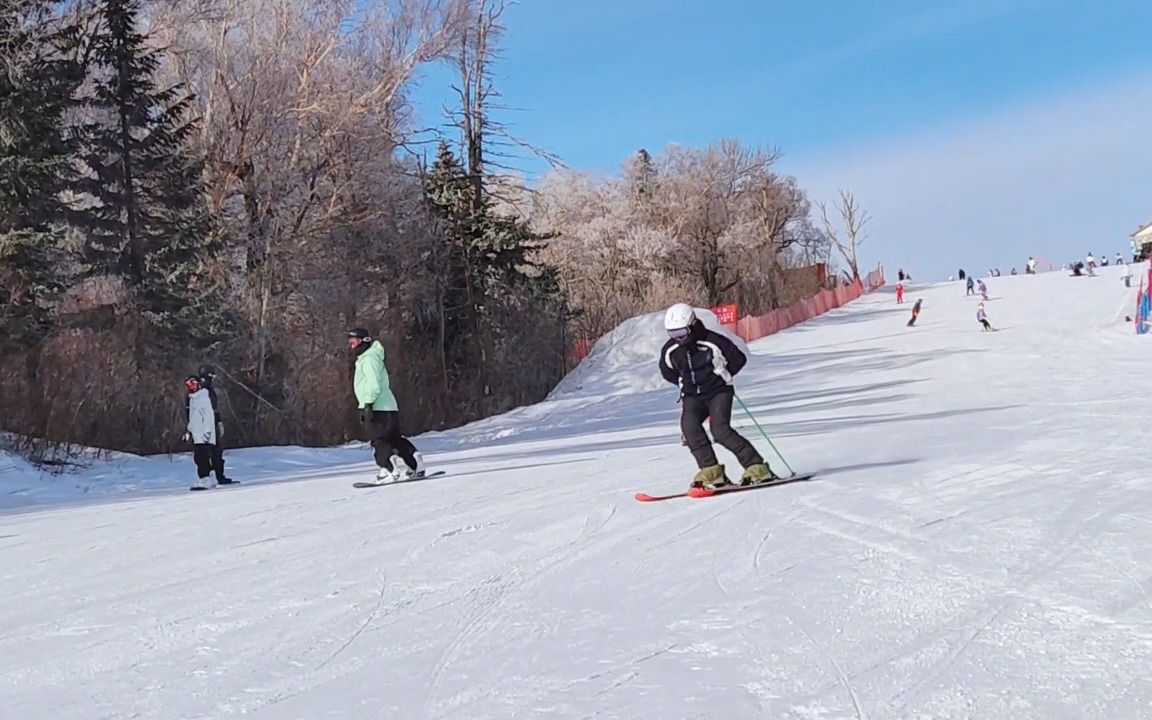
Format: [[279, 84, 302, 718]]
[[664, 303, 696, 334]]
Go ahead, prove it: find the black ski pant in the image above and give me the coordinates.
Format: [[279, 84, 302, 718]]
[[681, 388, 763, 470], [193, 443, 224, 480], [364, 410, 418, 470]]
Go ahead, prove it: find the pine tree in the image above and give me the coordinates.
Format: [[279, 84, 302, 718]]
[[423, 141, 483, 382], [74, 0, 233, 349], [0, 0, 80, 348], [423, 140, 568, 411]]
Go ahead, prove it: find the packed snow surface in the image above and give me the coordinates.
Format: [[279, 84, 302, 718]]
[[3, 264, 1151, 719]]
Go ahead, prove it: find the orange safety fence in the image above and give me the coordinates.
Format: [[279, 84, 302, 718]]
[[727, 264, 885, 342]]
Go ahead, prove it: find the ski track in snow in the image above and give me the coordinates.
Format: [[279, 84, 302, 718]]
[[3, 264, 1152, 719]]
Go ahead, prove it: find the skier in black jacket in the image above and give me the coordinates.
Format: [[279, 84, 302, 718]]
[[658, 303, 774, 489]]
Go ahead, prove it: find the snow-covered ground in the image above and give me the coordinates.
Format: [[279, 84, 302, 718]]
[[2, 263, 1150, 719]]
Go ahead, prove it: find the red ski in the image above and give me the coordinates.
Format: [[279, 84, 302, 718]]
[[635, 473, 815, 502]]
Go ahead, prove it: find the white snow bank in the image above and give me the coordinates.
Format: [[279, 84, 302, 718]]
[[548, 306, 750, 399]]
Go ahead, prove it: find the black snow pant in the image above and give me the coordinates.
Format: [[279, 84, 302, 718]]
[[364, 410, 418, 471], [211, 441, 229, 481], [980, 319, 993, 331], [681, 388, 763, 470], [193, 443, 224, 480]]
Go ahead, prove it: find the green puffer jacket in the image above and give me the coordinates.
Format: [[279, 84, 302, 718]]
[[353, 340, 398, 412]]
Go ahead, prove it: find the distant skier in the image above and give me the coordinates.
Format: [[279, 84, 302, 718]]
[[906, 298, 922, 326], [977, 279, 988, 300], [659, 303, 774, 490], [977, 303, 995, 331], [895, 283, 904, 304], [1026, 256, 1037, 274], [183, 375, 222, 490], [966, 276, 975, 296], [347, 327, 425, 484], [188, 364, 233, 485]]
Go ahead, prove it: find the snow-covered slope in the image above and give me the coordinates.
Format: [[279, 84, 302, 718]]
[[549, 306, 748, 399], [2, 262, 1151, 720]]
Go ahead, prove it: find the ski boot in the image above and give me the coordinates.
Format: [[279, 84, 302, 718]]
[[738, 463, 777, 486], [690, 464, 732, 491]]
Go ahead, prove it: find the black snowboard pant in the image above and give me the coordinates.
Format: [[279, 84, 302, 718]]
[[681, 388, 763, 470], [364, 410, 418, 470], [193, 443, 224, 480], [211, 441, 229, 480]]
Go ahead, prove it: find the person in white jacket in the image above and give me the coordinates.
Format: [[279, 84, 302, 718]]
[[184, 375, 221, 489]]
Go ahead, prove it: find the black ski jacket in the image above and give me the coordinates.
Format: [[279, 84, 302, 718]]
[[658, 320, 747, 399]]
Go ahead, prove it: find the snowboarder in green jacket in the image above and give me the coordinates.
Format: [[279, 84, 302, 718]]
[[347, 327, 425, 483]]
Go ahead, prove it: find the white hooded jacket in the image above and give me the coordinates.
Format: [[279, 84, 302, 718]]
[[187, 388, 218, 445]]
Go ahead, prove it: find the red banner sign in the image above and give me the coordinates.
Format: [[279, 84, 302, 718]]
[[711, 303, 738, 325]]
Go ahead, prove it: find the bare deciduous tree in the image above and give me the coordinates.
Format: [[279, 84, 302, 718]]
[[650, 139, 782, 305], [818, 189, 871, 282], [145, 0, 465, 436]]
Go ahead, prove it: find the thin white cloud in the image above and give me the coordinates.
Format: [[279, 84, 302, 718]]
[[788, 69, 1152, 278], [763, 1, 1032, 80]]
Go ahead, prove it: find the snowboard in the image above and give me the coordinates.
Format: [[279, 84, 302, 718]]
[[635, 473, 815, 502], [190, 481, 239, 492], [353, 470, 446, 489]]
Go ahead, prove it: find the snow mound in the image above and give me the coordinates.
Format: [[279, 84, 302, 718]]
[[549, 306, 749, 399]]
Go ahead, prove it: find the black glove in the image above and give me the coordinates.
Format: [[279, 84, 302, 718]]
[[361, 407, 375, 424]]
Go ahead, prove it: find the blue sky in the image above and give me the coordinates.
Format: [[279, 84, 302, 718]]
[[409, 0, 1152, 279]]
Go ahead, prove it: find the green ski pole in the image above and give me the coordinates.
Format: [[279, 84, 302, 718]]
[[735, 393, 796, 477]]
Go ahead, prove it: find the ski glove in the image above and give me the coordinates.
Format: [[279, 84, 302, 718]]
[[361, 408, 375, 424], [216, 422, 224, 439], [182, 431, 192, 444]]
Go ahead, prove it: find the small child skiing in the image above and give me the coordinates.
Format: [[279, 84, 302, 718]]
[[183, 375, 222, 490], [895, 283, 904, 304], [977, 279, 988, 300], [977, 302, 995, 331], [659, 303, 774, 490], [906, 298, 922, 326]]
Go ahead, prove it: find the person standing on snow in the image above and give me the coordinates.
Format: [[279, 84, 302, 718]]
[[347, 327, 425, 484], [977, 279, 989, 300], [183, 375, 223, 489], [658, 303, 774, 490], [188, 364, 234, 485], [895, 283, 904, 304], [977, 303, 995, 331], [966, 276, 975, 296]]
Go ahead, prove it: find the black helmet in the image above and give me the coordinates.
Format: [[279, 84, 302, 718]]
[[347, 327, 372, 341], [198, 364, 217, 379]]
